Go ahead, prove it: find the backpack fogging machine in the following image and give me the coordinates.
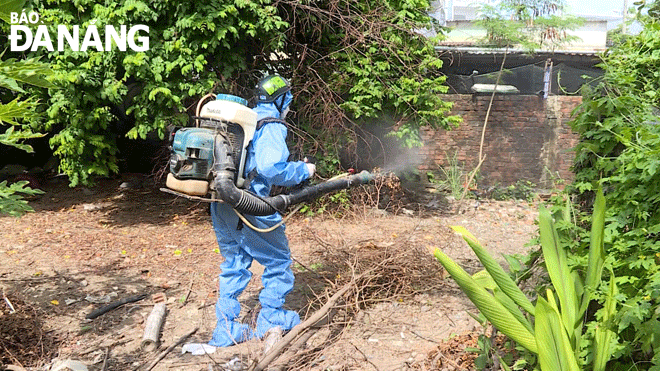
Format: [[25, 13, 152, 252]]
[[161, 94, 374, 217]]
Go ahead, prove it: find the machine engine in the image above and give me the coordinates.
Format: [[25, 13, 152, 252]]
[[163, 93, 374, 216], [166, 94, 256, 197]]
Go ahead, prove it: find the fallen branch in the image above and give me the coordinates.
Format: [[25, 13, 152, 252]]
[[86, 293, 148, 319], [249, 275, 359, 371], [143, 327, 198, 371], [271, 329, 318, 371]]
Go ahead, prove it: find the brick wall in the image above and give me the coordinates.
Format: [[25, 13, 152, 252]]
[[418, 95, 582, 188]]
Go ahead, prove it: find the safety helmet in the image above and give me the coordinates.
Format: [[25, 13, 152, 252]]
[[254, 74, 291, 104]]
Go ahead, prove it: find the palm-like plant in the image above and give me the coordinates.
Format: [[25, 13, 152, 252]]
[[432, 189, 616, 370]]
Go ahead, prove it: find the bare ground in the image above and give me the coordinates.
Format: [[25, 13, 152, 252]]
[[0, 176, 538, 371]]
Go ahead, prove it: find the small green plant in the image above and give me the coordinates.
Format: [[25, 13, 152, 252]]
[[464, 312, 517, 370], [298, 189, 351, 217], [0, 180, 44, 217], [293, 262, 323, 272], [432, 188, 616, 370], [430, 152, 466, 200], [491, 180, 537, 201]]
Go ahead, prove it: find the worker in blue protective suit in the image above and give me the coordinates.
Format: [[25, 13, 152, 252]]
[[206, 74, 315, 350]]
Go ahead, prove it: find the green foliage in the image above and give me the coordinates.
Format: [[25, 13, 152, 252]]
[[433, 227, 538, 354], [491, 180, 537, 201], [561, 9, 660, 369], [0, 180, 44, 216], [0, 0, 53, 216], [433, 189, 616, 370], [298, 188, 351, 217], [463, 318, 518, 370], [22, 0, 288, 185], [15, 0, 458, 186], [428, 152, 466, 199]]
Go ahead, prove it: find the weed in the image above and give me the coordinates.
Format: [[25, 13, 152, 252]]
[[429, 152, 466, 200]]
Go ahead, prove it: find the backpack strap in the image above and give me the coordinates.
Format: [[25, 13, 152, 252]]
[[256, 117, 287, 130], [245, 117, 289, 187]]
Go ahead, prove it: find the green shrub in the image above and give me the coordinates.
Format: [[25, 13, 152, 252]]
[[565, 16, 660, 370]]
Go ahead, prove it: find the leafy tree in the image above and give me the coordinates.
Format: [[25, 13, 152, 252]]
[[477, 0, 582, 51], [0, 1, 52, 216], [19, 0, 458, 185]]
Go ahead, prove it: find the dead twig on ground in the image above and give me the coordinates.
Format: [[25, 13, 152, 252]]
[[409, 329, 440, 344], [101, 347, 110, 371], [79, 332, 131, 356], [350, 341, 380, 371], [141, 327, 198, 371], [284, 228, 447, 370], [179, 274, 194, 308]]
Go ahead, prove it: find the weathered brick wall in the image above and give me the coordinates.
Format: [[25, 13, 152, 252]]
[[418, 95, 582, 188]]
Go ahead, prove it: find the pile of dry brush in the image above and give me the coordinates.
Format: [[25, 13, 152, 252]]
[[0, 290, 60, 369], [252, 222, 449, 371]]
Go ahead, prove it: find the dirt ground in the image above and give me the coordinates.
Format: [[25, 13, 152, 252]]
[[0, 176, 539, 371]]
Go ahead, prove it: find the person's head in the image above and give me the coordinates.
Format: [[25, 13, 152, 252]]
[[254, 74, 293, 119]]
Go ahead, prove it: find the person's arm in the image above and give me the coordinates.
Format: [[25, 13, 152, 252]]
[[254, 123, 311, 187]]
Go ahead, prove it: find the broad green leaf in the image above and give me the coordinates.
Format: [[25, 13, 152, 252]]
[[535, 291, 580, 371], [593, 272, 617, 371], [473, 270, 534, 333], [433, 248, 538, 353], [494, 288, 535, 334], [452, 225, 536, 315], [0, 75, 25, 93], [0, 58, 56, 89], [0, 98, 36, 126], [582, 187, 606, 314], [0, 126, 43, 152], [538, 205, 579, 338], [0, 0, 25, 24]]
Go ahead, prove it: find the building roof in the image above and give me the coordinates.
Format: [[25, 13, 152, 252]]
[[435, 45, 602, 57], [435, 45, 603, 77]]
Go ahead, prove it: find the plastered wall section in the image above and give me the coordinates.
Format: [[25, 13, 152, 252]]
[[418, 95, 582, 188]]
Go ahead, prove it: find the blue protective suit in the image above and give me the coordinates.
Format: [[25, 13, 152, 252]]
[[208, 91, 311, 347]]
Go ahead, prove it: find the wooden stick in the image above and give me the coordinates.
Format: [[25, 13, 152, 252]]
[[101, 347, 110, 371], [143, 327, 198, 371], [141, 303, 167, 352]]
